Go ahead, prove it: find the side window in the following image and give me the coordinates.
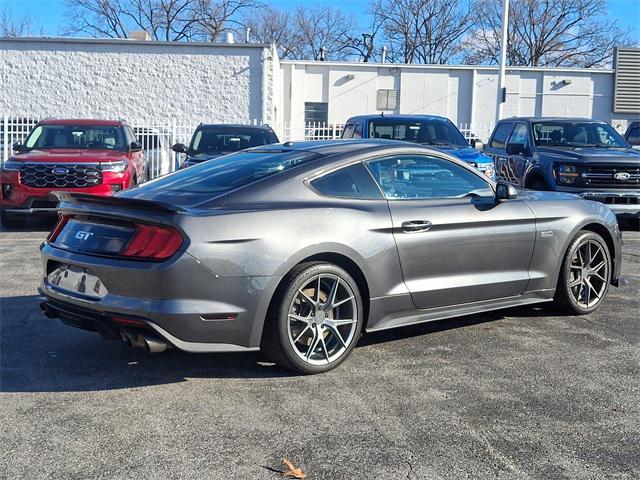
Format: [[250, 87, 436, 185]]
[[353, 122, 363, 139], [507, 123, 529, 147], [310, 163, 382, 199], [25, 126, 43, 148], [490, 122, 515, 149], [341, 124, 355, 139], [365, 155, 492, 200], [128, 127, 138, 144], [190, 130, 203, 151], [627, 126, 640, 146]]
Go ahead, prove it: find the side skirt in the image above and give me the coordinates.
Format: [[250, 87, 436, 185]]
[[366, 289, 555, 333]]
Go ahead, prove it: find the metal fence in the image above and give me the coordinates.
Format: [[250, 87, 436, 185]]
[[1, 117, 495, 180]]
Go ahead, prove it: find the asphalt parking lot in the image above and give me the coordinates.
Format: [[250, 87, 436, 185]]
[[1, 221, 638, 479]]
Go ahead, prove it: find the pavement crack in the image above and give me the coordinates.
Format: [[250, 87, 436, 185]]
[[404, 456, 414, 479]]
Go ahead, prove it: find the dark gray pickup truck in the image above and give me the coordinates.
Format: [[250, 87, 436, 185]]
[[483, 117, 640, 217]]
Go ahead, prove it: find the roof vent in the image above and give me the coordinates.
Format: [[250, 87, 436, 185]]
[[128, 31, 151, 41], [224, 32, 235, 44]]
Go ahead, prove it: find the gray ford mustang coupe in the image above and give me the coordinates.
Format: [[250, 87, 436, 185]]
[[39, 140, 623, 373]]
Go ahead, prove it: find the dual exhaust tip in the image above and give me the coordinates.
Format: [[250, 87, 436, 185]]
[[120, 329, 169, 353]]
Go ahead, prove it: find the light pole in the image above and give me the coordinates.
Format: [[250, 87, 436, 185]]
[[496, 0, 509, 122]]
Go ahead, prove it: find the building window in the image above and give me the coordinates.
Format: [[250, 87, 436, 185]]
[[376, 89, 398, 110], [304, 102, 328, 124]]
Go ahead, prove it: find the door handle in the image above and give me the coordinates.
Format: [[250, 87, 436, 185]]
[[401, 220, 432, 232]]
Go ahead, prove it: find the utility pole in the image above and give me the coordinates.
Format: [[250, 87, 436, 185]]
[[496, 0, 509, 122]]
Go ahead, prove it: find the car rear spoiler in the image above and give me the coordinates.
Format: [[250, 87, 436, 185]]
[[53, 192, 186, 214]]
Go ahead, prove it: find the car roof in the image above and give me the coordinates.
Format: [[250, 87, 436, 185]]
[[345, 114, 451, 122], [197, 124, 275, 131], [38, 118, 125, 126], [499, 117, 607, 123], [250, 138, 433, 155]]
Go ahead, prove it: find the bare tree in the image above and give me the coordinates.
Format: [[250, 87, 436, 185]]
[[243, 6, 297, 58], [464, 0, 634, 67], [0, 6, 40, 36], [245, 5, 358, 61], [293, 6, 357, 61], [371, 0, 475, 64], [64, 0, 258, 41]]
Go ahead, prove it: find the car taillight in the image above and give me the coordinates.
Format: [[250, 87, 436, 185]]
[[121, 223, 183, 260], [48, 214, 71, 242]]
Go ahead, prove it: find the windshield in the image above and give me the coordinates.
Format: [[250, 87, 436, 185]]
[[368, 118, 468, 147], [532, 122, 628, 148], [139, 150, 317, 194], [24, 124, 127, 151], [189, 127, 279, 156]]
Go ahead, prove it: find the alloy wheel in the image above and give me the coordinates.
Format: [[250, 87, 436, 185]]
[[568, 239, 609, 309], [287, 273, 358, 366]]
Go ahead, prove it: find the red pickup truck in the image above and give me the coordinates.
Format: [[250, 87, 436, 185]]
[[0, 119, 146, 228]]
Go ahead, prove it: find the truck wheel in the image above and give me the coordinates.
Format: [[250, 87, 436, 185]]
[[0, 210, 26, 229]]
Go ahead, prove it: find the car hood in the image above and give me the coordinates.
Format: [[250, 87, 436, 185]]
[[435, 145, 493, 164], [537, 146, 640, 165], [516, 189, 580, 202], [11, 149, 127, 163]]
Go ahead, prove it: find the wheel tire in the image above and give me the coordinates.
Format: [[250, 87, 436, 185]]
[[261, 262, 364, 374], [0, 210, 26, 229], [553, 230, 611, 315]]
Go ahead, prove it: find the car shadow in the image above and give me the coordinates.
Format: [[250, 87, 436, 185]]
[[359, 304, 555, 347], [0, 295, 561, 393], [0, 215, 56, 233]]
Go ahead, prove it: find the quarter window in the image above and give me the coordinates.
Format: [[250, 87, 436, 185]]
[[341, 124, 355, 139], [490, 122, 515, 149], [365, 155, 492, 200], [310, 163, 382, 199]]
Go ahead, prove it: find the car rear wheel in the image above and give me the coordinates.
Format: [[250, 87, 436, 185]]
[[553, 230, 611, 315], [0, 210, 26, 229], [262, 262, 364, 374]]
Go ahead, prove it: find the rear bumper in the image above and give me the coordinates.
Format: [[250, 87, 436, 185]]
[[39, 243, 276, 351], [38, 295, 259, 353]]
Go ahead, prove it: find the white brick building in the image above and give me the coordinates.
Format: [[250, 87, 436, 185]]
[[1, 37, 638, 147], [0, 37, 279, 125]]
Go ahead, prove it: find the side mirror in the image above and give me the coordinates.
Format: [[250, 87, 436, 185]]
[[172, 143, 187, 153], [470, 139, 484, 151], [130, 141, 142, 152], [506, 143, 529, 156], [495, 182, 518, 201], [12, 142, 26, 152]]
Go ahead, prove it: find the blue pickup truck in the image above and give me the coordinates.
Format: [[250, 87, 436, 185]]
[[483, 117, 640, 217], [341, 114, 495, 178]]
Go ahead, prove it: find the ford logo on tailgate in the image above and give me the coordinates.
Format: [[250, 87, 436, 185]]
[[52, 167, 69, 175], [613, 172, 631, 181]]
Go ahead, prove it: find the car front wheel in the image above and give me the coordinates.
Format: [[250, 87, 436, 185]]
[[262, 262, 364, 374], [554, 230, 611, 315]]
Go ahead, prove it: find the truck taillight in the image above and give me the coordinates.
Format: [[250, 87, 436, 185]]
[[121, 224, 183, 260], [48, 214, 71, 242]]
